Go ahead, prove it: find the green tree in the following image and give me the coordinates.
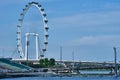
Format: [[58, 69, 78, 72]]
[[44, 58, 49, 67], [39, 58, 56, 68], [39, 59, 44, 68], [49, 58, 55, 67]]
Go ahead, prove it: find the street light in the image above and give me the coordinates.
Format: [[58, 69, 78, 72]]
[[113, 47, 118, 77]]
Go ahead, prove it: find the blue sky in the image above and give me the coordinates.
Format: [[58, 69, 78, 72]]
[[0, 0, 120, 62]]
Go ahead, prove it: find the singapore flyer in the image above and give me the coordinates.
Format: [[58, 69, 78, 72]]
[[17, 2, 49, 60]]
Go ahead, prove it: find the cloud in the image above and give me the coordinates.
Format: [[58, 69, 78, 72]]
[[47, 35, 120, 61], [50, 11, 120, 27], [49, 10, 120, 36], [67, 35, 120, 47]]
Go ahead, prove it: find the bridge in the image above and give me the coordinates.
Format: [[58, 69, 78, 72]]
[[12, 59, 120, 70]]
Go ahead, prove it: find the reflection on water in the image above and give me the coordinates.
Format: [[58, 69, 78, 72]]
[[1, 76, 120, 80]]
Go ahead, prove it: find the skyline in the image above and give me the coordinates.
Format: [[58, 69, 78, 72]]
[[0, 0, 120, 61]]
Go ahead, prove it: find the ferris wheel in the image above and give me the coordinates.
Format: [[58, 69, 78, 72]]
[[17, 2, 49, 60]]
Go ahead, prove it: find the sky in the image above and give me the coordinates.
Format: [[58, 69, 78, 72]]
[[0, 0, 120, 62]]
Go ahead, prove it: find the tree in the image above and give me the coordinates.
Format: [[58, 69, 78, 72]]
[[39, 59, 44, 68], [44, 58, 49, 67], [49, 58, 55, 67], [39, 58, 56, 68]]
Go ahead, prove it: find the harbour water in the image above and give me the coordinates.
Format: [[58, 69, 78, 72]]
[[1, 76, 120, 80]]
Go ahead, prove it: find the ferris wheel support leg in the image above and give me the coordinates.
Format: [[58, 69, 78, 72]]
[[36, 35, 39, 60], [25, 35, 28, 60]]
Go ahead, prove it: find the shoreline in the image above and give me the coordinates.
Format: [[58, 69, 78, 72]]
[[0, 72, 115, 79]]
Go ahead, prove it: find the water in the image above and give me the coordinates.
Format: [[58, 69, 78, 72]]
[[80, 70, 110, 74], [1, 76, 120, 80]]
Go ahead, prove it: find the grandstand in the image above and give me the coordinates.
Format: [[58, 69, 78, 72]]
[[0, 58, 32, 72]]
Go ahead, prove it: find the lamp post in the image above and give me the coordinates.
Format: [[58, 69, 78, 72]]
[[60, 46, 63, 78], [113, 47, 118, 77], [60, 46, 62, 67]]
